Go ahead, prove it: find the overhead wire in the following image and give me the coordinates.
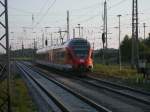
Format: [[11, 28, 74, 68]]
[[37, 0, 50, 15], [9, 6, 34, 14], [108, 0, 129, 10], [70, 2, 101, 12], [10, 0, 145, 36], [33, 0, 57, 28], [71, 0, 129, 25], [9, 0, 128, 27], [9, 0, 52, 16], [72, 15, 99, 24]]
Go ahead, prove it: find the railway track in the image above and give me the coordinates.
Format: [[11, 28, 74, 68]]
[[17, 62, 111, 112], [35, 62, 150, 106], [20, 62, 150, 111], [78, 76, 150, 105], [38, 62, 150, 105]]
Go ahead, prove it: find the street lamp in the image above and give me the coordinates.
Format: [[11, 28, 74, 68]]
[[117, 14, 122, 70]]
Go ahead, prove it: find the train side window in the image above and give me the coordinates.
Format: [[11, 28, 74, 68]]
[[60, 52, 65, 58], [59, 52, 64, 58]]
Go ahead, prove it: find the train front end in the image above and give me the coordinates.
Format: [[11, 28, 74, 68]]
[[67, 38, 93, 72]]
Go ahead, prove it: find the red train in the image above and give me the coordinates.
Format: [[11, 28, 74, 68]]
[[36, 38, 93, 72]]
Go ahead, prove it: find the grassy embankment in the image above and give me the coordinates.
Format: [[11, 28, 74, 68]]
[[0, 80, 7, 110], [93, 64, 150, 91], [12, 74, 37, 112], [0, 74, 37, 112]]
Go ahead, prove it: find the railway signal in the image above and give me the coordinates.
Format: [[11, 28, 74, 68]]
[[102, 33, 105, 44], [45, 39, 48, 46], [101, 33, 105, 64]]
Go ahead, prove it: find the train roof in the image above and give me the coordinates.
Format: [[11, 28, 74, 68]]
[[36, 38, 90, 54], [68, 38, 90, 47]]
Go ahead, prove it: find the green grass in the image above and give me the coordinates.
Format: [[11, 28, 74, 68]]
[[93, 64, 150, 91], [93, 64, 137, 79], [12, 74, 37, 112], [0, 76, 37, 111], [0, 80, 7, 109]]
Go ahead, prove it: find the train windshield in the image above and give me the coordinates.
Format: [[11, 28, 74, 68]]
[[69, 39, 91, 58]]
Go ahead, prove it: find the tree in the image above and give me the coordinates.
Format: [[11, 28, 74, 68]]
[[120, 35, 132, 63], [120, 34, 150, 63], [142, 34, 150, 62], [145, 33, 150, 47]]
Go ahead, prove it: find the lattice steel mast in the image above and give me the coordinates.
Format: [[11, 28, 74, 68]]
[[132, 0, 139, 68], [0, 0, 11, 111]]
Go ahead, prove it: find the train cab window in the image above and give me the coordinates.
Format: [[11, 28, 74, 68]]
[[69, 39, 90, 59]]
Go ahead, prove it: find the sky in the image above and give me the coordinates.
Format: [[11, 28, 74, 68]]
[[1, 0, 150, 51]]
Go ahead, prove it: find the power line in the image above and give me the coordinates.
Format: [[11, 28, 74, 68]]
[[37, 0, 50, 15], [34, 0, 57, 28], [72, 15, 99, 24], [108, 0, 129, 10], [71, 0, 130, 27], [8, 6, 34, 14], [9, 0, 52, 15], [70, 2, 101, 12]]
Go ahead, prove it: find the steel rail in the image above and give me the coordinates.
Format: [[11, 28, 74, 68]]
[[88, 76, 150, 96], [22, 62, 112, 112], [79, 77, 150, 105], [17, 63, 70, 112], [29, 62, 150, 105]]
